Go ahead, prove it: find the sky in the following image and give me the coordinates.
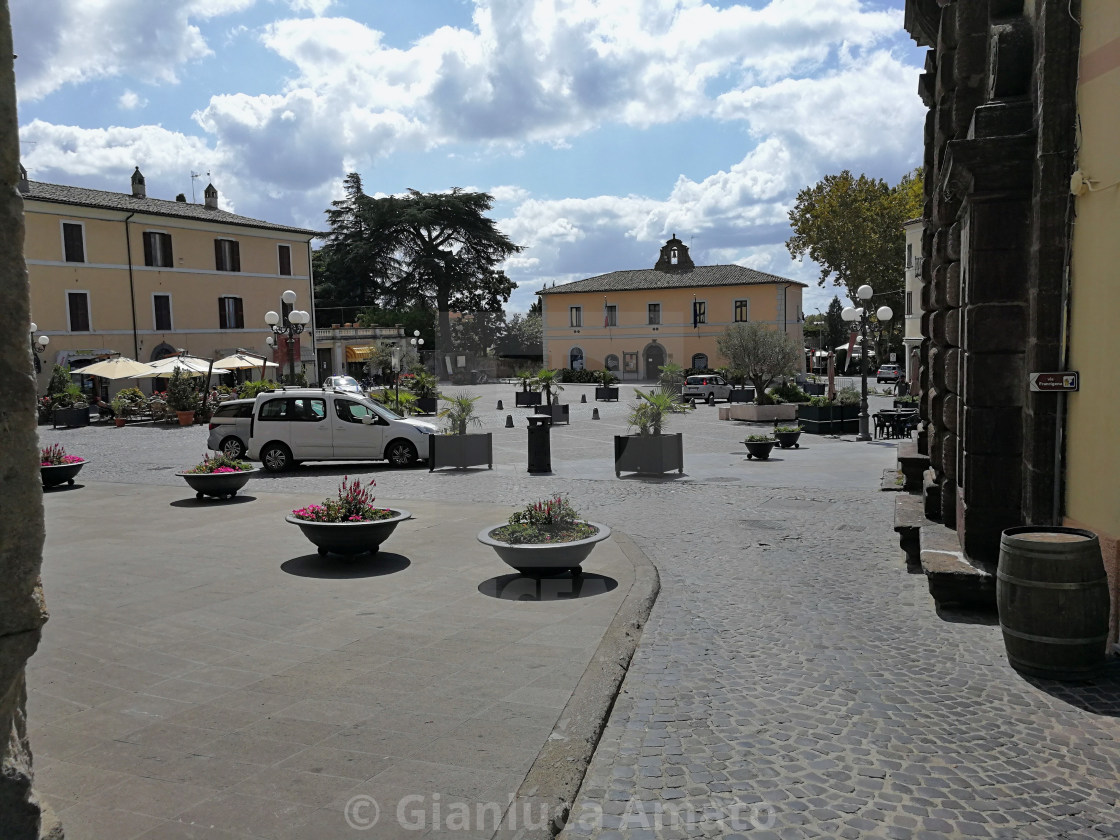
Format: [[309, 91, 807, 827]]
[[12, 0, 927, 317]]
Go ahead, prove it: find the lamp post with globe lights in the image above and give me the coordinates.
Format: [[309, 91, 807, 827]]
[[30, 322, 49, 374], [841, 285, 893, 442], [265, 290, 311, 385], [394, 330, 425, 406]]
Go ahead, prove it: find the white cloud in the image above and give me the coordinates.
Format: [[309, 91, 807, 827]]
[[118, 90, 147, 110], [12, 0, 255, 101], [286, 0, 333, 14]]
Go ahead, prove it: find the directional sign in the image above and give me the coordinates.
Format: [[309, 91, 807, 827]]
[[1029, 372, 1079, 392]]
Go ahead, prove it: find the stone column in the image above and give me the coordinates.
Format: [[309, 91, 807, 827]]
[[0, 3, 61, 837]]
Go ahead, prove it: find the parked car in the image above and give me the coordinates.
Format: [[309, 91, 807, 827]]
[[245, 388, 438, 472], [206, 398, 255, 459], [682, 374, 733, 402], [876, 364, 902, 383], [323, 375, 365, 395]]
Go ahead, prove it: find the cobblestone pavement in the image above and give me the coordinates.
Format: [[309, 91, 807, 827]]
[[39, 384, 1120, 839]]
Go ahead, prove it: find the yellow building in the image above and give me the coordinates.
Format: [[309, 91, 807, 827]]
[[538, 237, 805, 379], [1065, 5, 1120, 640], [22, 166, 317, 392]]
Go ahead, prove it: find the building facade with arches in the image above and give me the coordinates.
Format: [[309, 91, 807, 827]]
[[538, 237, 805, 380]]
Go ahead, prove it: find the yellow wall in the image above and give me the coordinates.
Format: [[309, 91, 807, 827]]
[[540, 283, 803, 377], [1066, 4, 1120, 641], [26, 200, 314, 392]]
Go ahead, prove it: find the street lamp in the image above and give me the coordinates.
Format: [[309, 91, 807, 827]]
[[265, 290, 310, 386], [841, 285, 893, 442], [394, 330, 425, 406], [30, 322, 49, 373]]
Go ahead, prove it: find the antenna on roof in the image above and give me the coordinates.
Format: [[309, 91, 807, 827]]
[[190, 171, 202, 203]]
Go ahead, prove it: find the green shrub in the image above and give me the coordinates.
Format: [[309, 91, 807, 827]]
[[769, 381, 809, 403], [238, 379, 278, 399], [836, 386, 861, 405]]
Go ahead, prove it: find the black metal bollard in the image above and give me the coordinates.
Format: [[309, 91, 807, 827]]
[[592, 408, 600, 420], [505, 414, 514, 428], [496, 399, 503, 410], [526, 414, 552, 473], [580, 393, 587, 403]]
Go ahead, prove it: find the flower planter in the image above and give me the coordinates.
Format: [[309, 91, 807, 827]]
[[613, 433, 684, 477], [114, 417, 127, 428], [774, 431, 801, 449], [543, 403, 569, 424], [727, 403, 797, 422], [744, 440, 775, 460], [797, 404, 859, 434], [176, 410, 196, 426], [515, 391, 543, 408], [415, 396, 439, 415], [40, 460, 87, 488], [727, 388, 755, 403], [51, 406, 90, 429], [478, 521, 610, 576], [594, 386, 619, 402], [429, 433, 493, 471], [176, 468, 257, 500], [802, 382, 827, 396], [285, 509, 412, 557]]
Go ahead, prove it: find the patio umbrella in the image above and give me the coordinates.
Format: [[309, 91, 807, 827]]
[[213, 353, 279, 380], [131, 355, 230, 378], [78, 356, 155, 379]]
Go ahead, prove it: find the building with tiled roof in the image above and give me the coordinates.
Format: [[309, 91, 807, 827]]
[[537, 236, 806, 378], [22, 167, 319, 393]]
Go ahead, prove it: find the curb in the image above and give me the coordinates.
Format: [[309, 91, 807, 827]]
[[491, 530, 660, 840]]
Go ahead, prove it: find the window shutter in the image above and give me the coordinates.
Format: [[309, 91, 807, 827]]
[[231, 242, 241, 273], [218, 298, 227, 330], [234, 297, 244, 328], [279, 245, 291, 276], [163, 234, 174, 267], [143, 232, 154, 266], [214, 239, 224, 271], [63, 223, 85, 262]]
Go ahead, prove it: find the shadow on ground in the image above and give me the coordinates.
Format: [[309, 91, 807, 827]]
[[479, 572, 618, 601], [281, 552, 411, 579]]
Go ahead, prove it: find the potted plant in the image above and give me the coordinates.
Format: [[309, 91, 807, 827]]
[[477, 495, 610, 577], [406, 370, 441, 415], [286, 476, 411, 557], [535, 368, 569, 423], [372, 388, 417, 416], [40, 443, 87, 487], [614, 387, 690, 477], [773, 425, 802, 449], [110, 397, 128, 427], [430, 392, 493, 471], [514, 369, 542, 407], [593, 369, 620, 402], [176, 452, 256, 500], [744, 434, 776, 460], [166, 368, 199, 426], [722, 368, 755, 403]]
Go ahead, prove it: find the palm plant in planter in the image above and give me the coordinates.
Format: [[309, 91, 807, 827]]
[[286, 476, 411, 557], [477, 495, 610, 577], [535, 368, 569, 423], [593, 368, 620, 401], [514, 369, 542, 407], [166, 369, 199, 425], [406, 370, 441, 414], [431, 392, 493, 471], [614, 388, 691, 477], [177, 452, 256, 500]]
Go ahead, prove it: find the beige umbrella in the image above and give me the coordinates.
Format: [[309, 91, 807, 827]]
[[131, 355, 230, 378], [214, 352, 279, 380], [79, 356, 154, 379]]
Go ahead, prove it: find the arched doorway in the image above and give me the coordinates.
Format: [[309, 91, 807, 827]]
[[691, 352, 708, 371], [569, 346, 585, 371], [644, 343, 666, 379]]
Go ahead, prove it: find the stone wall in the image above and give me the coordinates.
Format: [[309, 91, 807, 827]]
[[0, 2, 61, 837]]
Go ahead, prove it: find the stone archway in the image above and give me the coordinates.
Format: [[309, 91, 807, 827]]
[[644, 343, 666, 379]]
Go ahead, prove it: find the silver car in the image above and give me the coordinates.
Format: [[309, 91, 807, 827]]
[[682, 374, 732, 402], [205, 398, 255, 458], [323, 375, 364, 395]]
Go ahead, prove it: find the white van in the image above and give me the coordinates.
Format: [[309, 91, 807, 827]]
[[245, 388, 438, 472]]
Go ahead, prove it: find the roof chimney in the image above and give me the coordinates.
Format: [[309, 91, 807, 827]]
[[204, 182, 218, 209], [131, 166, 146, 198]]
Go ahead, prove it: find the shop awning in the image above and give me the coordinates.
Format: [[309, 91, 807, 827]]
[[346, 345, 374, 362]]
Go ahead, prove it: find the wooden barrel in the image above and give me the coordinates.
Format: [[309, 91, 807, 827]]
[[997, 526, 1110, 680]]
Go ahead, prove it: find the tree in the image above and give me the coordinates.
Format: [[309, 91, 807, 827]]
[[716, 323, 802, 405], [786, 168, 922, 308], [825, 296, 847, 359]]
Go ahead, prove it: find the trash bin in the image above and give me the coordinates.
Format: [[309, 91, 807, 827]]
[[527, 414, 552, 473]]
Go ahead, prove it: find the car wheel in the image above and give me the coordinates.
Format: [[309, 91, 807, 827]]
[[386, 439, 418, 467], [261, 443, 292, 473], [219, 436, 245, 459]]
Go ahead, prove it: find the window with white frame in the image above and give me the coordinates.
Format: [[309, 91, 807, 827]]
[[214, 238, 241, 272], [67, 291, 90, 331], [278, 244, 292, 276], [569, 306, 582, 327], [605, 304, 617, 327], [647, 303, 661, 325], [62, 222, 85, 263], [153, 294, 172, 331], [143, 231, 174, 267], [218, 296, 244, 329], [734, 299, 750, 322], [692, 300, 707, 325]]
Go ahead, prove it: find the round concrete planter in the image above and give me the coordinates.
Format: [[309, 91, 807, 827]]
[[40, 460, 87, 488], [176, 468, 257, 500], [285, 509, 411, 557], [774, 431, 801, 449], [477, 521, 610, 577], [744, 440, 776, 460]]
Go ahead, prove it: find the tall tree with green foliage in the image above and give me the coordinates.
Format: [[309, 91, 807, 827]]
[[785, 168, 922, 306], [716, 323, 802, 405]]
